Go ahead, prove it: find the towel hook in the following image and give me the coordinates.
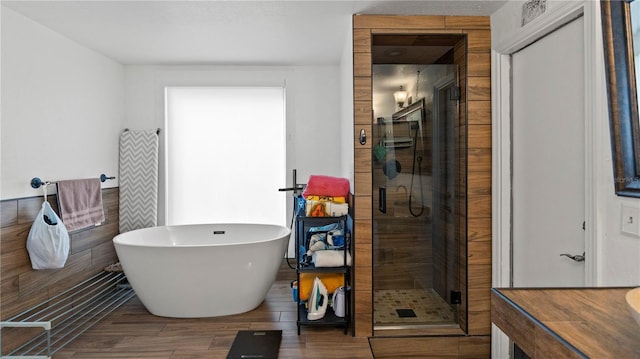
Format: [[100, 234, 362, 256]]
[[100, 174, 115, 182], [31, 177, 49, 189]]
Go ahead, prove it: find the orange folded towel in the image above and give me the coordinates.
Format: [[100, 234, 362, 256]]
[[305, 195, 347, 203], [298, 272, 345, 301]]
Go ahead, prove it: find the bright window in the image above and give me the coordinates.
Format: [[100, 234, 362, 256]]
[[165, 87, 286, 226]]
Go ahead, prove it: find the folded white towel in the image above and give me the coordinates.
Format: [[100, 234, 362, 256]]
[[312, 250, 352, 267], [327, 202, 349, 216]]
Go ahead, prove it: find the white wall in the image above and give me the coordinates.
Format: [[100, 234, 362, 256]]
[[492, 0, 640, 287], [1, 6, 125, 200], [491, 0, 575, 47], [123, 65, 343, 225], [0, 3, 346, 232], [339, 18, 355, 188]]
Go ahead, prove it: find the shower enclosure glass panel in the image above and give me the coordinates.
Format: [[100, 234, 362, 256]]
[[372, 64, 462, 330]]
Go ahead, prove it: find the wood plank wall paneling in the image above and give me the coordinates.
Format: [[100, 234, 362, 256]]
[[354, 101, 373, 126], [352, 15, 491, 343], [354, 52, 372, 77], [0, 189, 120, 322], [452, 37, 469, 334], [374, 218, 433, 290], [467, 101, 491, 125], [352, 19, 373, 337], [354, 16, 446, 29], [464, 19, 492, 338]]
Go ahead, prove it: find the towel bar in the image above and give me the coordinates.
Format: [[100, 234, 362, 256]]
[[123, 128, 160, 135], [30, 174, 115, 189]]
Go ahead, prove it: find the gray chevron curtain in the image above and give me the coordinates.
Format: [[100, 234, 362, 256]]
[[119, 129, 159, 233]]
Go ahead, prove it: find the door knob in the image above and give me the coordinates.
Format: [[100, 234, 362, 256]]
[[559, 252, 585, 262]]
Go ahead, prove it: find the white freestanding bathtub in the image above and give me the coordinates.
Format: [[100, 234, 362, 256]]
[[113, 223, 290, 318]]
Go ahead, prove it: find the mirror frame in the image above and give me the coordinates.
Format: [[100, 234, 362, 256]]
[[602, 0, 640, 197]]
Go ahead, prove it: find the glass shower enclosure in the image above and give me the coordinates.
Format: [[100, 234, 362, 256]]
[[372, 63, 465, 332]]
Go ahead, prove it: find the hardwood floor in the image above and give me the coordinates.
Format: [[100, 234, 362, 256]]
[[54, 263, 373, 359]]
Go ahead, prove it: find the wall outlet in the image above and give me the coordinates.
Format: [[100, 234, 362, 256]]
[[621, 205, 640, 236]]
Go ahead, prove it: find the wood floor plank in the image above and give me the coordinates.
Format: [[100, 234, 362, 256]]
[[47, 260, 496, 359], [157, 322, 250, 336], [62, 335, 125, 350], [53, 260, 488, 358], [113, 335, 214, 351], [60, 277, 373, 358], [58, 350, 175, 358], [84, 322, 165, 336], [170, 349, 230, 359]]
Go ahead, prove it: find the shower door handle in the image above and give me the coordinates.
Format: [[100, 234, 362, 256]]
[[379, 186, 387, 213], [359, 128, 367, 145]]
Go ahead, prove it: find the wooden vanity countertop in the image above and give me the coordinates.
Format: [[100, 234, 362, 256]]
[[491, 287, 640, 359]]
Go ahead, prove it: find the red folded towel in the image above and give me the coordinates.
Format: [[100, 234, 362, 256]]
[[302, 175, 350, 199]]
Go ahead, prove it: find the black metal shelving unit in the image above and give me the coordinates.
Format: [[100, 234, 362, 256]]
[[295, 213, 351, 335]]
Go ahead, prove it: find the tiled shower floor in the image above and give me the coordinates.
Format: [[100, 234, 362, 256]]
[[374, 288, 456, 325]]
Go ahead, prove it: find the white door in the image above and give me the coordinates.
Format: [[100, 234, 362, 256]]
[[512, 16, 585, 287]]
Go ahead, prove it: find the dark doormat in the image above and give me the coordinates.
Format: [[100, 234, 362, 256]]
[[396, 308, 417, 318], [226, 330, 282, 359]]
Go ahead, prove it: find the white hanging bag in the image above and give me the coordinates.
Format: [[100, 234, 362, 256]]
[[26, 201, 70, 270]]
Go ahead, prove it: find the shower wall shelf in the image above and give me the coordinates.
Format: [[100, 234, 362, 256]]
[[381, 137, 413, 148], [294, 212, 351, 335], [377, 118, 422, 125], [391, 98, 424, 121]]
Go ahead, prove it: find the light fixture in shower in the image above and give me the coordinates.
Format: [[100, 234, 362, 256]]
[[393, 86, 408, 108]]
